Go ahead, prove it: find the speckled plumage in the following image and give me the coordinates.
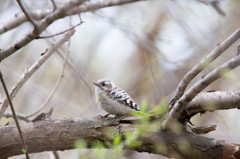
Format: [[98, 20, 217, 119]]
[[94, 79, 140, 115]]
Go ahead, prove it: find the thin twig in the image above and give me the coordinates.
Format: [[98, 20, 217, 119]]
[[170, 27, 240, 107], [50, 0, 57, 10], [210, 1, 226, 16], [26, 33, 72, 118], [56, 45, 93, 96], [45, 25, 92, 95], [0, 9, 51, 34], [163, 54, 240, 129], [16, 0, 39, 32], [191, 125, 216, 134], [52, 151, 60, 159], [0, 29, 75, 119], [0, 0, 146, 35], [0, 0, 146, 61], [3, 112, 31, 122], [0, 0, 86, 61], [38, 22, 82, 39], [43, 29, 93, 97], [0, 71, 30, 159], [237, 43, 240, 55]]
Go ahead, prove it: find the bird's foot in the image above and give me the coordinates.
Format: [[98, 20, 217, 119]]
[[104, 113, 111, 117]]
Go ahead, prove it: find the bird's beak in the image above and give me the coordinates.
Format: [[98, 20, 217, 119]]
[[93, 82, 100, 87]]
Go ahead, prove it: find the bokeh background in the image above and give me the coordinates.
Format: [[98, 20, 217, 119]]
[[0, 0, 240, 158]]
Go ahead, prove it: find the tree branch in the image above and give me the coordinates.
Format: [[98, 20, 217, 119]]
[[0, 9, 49, 34], [25, 34, 71, 118], [16, 0, 39, 32], [50, 0, 57, 11], [0, 29, 75, 119], [170, 27, 240, 107], [3, 111, 31, 122], [182, 91, 240, 120], [0, 0, 146, 61], [0, 71, 30, 159], [0, 0, 85, 61], [163, 54, 240, 129], [0, 116, 239, 159]]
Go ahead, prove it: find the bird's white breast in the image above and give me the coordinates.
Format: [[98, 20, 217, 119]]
[[99, 91, 137, 115]]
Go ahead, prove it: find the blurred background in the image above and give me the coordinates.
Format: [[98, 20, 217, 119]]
[[0, 0, 240, 158]]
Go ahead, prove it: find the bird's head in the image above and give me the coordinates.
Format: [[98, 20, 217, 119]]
[[93, 79, 115, 91]]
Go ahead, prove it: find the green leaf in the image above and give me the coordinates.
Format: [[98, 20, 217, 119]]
[[113, 135, 121, 147], [130, 111, 147, 117], [22, 147, 27, 154]]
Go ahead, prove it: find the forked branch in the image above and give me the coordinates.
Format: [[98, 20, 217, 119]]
[[170, 27, 240, 107], [163, 54, 240, 129]]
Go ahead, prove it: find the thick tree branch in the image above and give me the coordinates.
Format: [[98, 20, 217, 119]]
[[182, 91, 240, 120], [0, 116, 240, 159], [170, 27, 240, 106], [2, 91, 240, 158]]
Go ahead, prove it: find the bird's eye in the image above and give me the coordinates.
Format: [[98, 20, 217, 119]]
[[103, 81, 110, 86]]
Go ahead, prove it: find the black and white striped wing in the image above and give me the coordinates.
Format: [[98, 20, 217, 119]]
[[107, 88, 140, 111]]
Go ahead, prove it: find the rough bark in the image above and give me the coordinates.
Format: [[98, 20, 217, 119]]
[[0, 116, 239, 159], [181, 91, 240, 121]]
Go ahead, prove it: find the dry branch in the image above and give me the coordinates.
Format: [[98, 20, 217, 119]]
[[16, 0, 39, 31], [0, 10, 49, 34], [163, 54, 240, 129], [182, 91, 240, 119], [0, 0, 146, 61], [0, 115, 240, 159], [170, 27, 240, 106], [0, 29, 75, 119], [1, 91, 240, 158], [3, 112, 31, 122], [0, 72, 30, 158], [0, 0, 86, 61], [26, 35, 71, 118]]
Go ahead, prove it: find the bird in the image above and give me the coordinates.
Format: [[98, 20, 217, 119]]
[[93, 79, 140, 116]]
